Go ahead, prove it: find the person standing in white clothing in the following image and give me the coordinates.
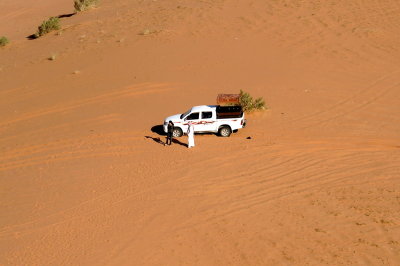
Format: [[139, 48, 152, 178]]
[[187, 122, 195, 148]]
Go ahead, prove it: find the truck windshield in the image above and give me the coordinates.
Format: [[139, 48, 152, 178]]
[[180, 109, 192, 119]]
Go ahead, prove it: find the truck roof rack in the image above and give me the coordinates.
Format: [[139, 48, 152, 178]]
[[216, 94, 240, 106]]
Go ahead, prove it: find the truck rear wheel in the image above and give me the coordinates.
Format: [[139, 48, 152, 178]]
[[218, 126, 232, 137], [172, 127, 183, 137]]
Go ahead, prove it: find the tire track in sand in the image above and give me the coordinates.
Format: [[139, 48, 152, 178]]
[[172, 146, 399, 232], [0, 142, 266, 237], [0, 83, 172, 129], [287, 70, 400, 129]]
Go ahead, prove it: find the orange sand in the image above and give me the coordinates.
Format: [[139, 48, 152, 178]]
[[1, 0, 399, 265]]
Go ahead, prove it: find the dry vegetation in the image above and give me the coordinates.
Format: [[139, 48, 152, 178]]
[[239, 90, 266, 112], [34, 17, 60, 38], [0, 36, 9, 47], [74, 0, 99, 12]]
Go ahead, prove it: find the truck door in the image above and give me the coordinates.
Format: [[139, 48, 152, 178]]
[[198, 111, 216, 132], [185, 112, 200, 132]]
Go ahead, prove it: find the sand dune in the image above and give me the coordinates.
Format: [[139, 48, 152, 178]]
[[1, 0, 399, 265]]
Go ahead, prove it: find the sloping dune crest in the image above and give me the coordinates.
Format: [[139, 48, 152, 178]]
[[1, 0, 399, 265]]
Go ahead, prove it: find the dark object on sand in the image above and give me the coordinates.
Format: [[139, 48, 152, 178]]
[[246, 136, 252, 139]]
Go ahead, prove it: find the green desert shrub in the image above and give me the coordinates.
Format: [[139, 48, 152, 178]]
[[35, 17, 60, 38], [74, 0, 99, 12], [0, 36, 9, 47], [239, 89, 266, 112]]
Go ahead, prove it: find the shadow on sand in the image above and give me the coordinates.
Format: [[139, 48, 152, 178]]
[[145, 136, 165, 145], [171, 138, 188, 147], [57, 13, 75, 19], [151, 125, 166, 136], [147, 125, 188, 147]]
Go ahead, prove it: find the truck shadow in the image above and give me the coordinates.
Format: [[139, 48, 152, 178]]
[[151, 124, 220, 137], [151, 125, 166, 136]]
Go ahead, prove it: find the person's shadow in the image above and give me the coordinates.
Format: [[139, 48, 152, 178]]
[[146, 125, 187, 147], [171, 138, 187, 147], [144, 136, 165, 145]]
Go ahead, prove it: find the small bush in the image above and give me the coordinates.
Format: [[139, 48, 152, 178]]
[[139, 29, 159, 36], [239, 89, 266, 112], [35, 17, 60, 38], [74, 0, 99, 12], [48, 54, 56, 61], [0, 36, 9, 47]]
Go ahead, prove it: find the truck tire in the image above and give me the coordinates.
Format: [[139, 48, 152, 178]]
[[218, 126, 232, 137], [172, 127, 183, 137]]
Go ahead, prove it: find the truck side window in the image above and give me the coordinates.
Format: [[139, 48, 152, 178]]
[[186, 112, 199, 120], [202, 112, 212, 119]]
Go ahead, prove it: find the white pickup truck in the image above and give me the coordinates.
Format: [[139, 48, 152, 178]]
[[163, 105, 246, 137]]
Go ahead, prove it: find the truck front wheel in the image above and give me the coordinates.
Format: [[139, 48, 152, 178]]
[[172, 127, 183, 137], [218, 126, 232, 137]]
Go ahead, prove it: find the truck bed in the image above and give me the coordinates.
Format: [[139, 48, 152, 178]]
[[216, 105, 243, 119]]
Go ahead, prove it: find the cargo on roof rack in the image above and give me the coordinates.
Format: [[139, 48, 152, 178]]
[[216, 94, 240, 106]]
